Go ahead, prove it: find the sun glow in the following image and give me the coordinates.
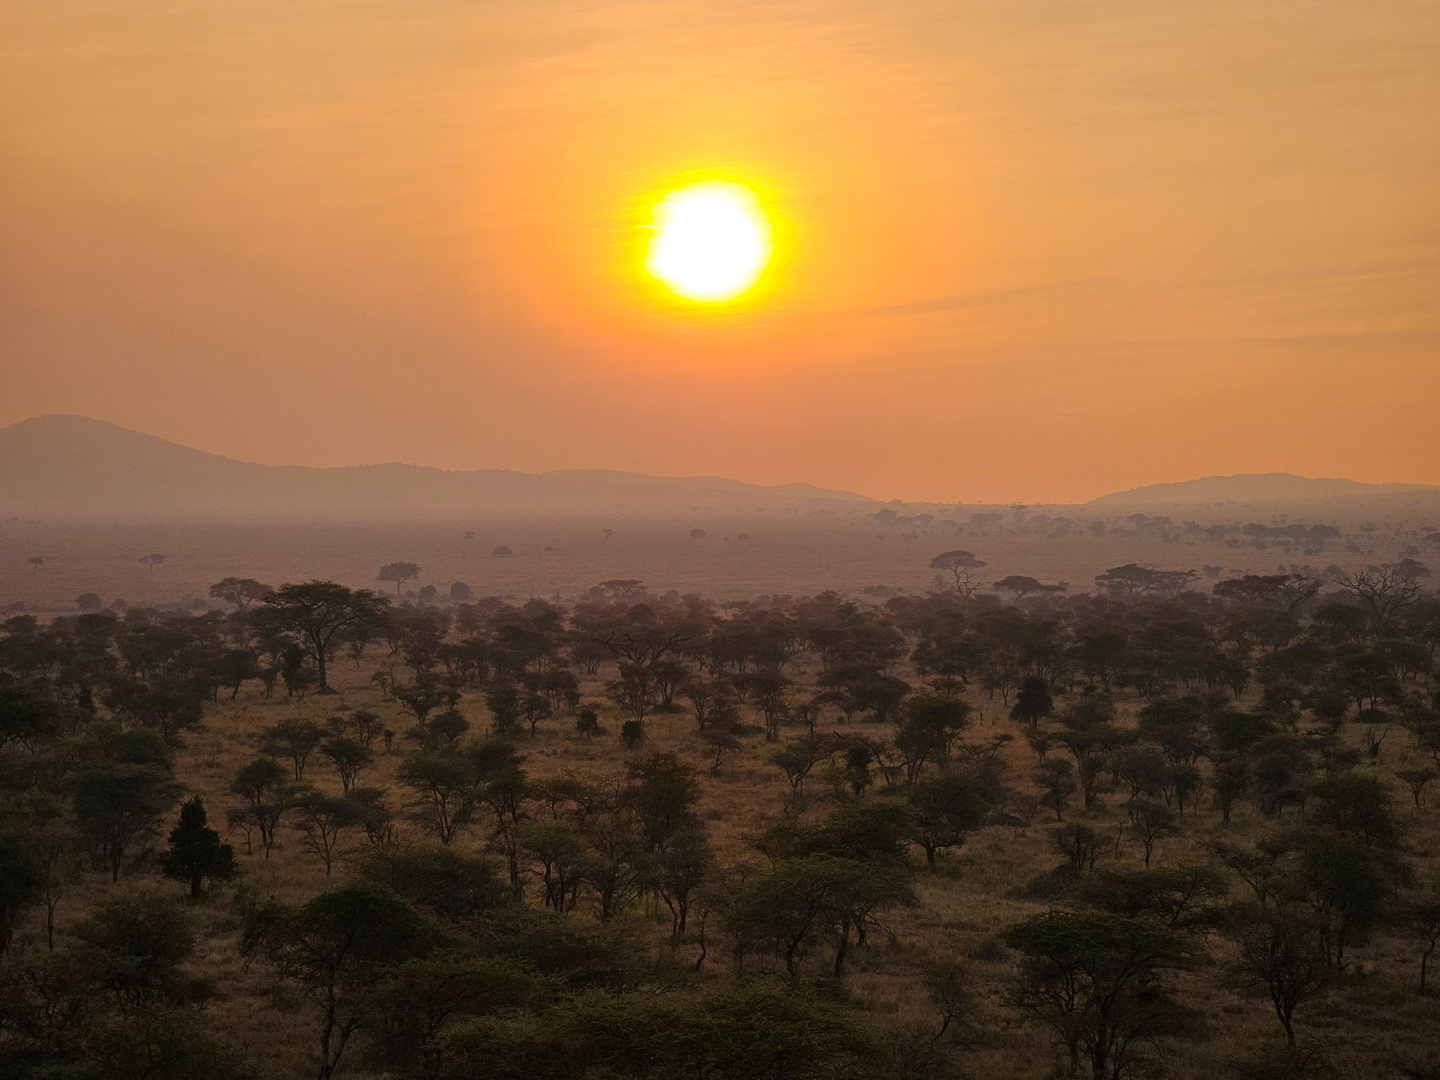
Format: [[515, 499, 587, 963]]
[[644, 182, 772, 302]]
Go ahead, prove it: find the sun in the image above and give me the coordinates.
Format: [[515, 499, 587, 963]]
[[644, 181, 772, 302]]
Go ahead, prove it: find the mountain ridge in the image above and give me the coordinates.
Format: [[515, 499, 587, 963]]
[[2, 416, 1435, 518], [1087, 472, 1439, 506], [0, 415, 874, 519]]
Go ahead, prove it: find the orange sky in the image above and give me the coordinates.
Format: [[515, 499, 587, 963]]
[[2, 0, 1437, 503]]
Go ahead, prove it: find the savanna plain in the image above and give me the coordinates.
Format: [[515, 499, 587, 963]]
[[3, 502, 1440, 1080]]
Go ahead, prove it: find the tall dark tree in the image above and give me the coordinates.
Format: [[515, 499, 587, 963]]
[[0, 839, 43, 953], [163, 797, 238, 898], [1011, 676, 1054, 730]]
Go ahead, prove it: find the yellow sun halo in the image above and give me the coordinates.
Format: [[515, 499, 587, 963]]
[[645, 182, 772, 302]]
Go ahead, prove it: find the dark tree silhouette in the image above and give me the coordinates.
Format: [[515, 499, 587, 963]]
[[243, 885, 430, 1080], [377, 562, 421, 596], [253, 581, 389, 692], [74, 764, 183, 882], [208, 577, 274, 610], [1004, 910, 1198, 1079], [163, 797, 238, 898], [929, 550, 987, 597], [0, 840, 43, 953]]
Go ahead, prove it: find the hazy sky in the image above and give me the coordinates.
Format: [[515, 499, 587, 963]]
[[2, 0, 1437, 502]]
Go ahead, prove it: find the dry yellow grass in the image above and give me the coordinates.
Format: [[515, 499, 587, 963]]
[[12, 635, 1423, 1079]]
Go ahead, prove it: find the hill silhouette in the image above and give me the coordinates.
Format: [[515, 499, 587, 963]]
[[0, 416, 874, 520], [4, 417, 1435, 520], [1088, 472, 1438, 506]]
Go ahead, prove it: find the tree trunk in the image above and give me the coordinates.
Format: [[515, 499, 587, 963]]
[[833, 922, 851, 978]]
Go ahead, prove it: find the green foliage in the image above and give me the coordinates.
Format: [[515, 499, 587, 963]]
[[1003, 909, 1201, 1079], [243, 884, 432, 1080], [366, 954, 542, 1080], [76, 889, 199, 1003], [0, 838, 44, 952], [73, 763, 183, 882], [358, 845, 509, 920], [908, 770, 989, 866], [441, 984, 879, 1080]]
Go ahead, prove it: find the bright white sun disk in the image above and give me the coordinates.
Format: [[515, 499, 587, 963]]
[[645, 182, 772, 302]]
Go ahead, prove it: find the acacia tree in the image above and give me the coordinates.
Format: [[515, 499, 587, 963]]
[[1127, 798, 1178, 868], [229, 757, 298, 859], [908, 771, 989, 867], [724, 854, 910, 979], [770, 734, 840, 793], [254, 582, 389, 693], [606, 663, 657, 724], [399, 752, 476, 845], [1003, 910, 1198, 1079], [1011, 677, 1054, 729], [208, 577, 274, 611], [741, 668, 792, 741], [1223, 901, 1329, 1046], [930, 550, 987, 597], [242, 885, 430, 1080], [261, 719, 327, 780], [1094, 564, 1197, 599], [657, 829, 715, 936], [292, 792, 364, 876], [321, 737, 373, 793], [74, 764, 183, 882], [1329, 563, 1426, 628], [377, 562, 422, 597], [995, 575, 1046, 598]]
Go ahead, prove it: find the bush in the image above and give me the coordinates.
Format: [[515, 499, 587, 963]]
[[620, 720, 645, 749]]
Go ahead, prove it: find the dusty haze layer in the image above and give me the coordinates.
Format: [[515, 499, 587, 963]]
[[4, 416, 1437, 611], [2, 1, 1437, 503]]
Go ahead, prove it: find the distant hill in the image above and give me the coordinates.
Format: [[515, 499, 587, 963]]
[[1090, 472, 1439, 506], [0, 416, 874, 520]]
